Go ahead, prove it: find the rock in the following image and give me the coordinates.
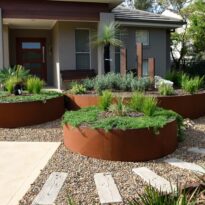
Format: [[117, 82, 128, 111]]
[[154, 76, 174, 89]]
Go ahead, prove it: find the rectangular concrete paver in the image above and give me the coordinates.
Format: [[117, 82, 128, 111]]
[[0, 141, 60, 205], [188, 147, 205, 155], [32, 172, 68, 205], [133, 167, 176, 193], [165, 158, 205, 175], [94, 173, 122, 204]]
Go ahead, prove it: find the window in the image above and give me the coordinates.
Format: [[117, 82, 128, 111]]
[[75, 29, 90, 69], [143, 60, 148, 76], [136, 30, 149, 46], [22, 42, 41, 49]]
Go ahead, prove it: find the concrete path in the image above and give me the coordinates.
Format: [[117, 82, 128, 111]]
[[0, 141, 60, 205]]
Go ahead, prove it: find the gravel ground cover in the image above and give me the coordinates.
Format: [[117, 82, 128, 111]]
[[0, 118, 205, 205]]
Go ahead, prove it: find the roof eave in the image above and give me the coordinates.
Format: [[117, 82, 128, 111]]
[[117, 19, 185, 29]]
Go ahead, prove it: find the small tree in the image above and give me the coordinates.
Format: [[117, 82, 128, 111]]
[[95, 22, 123, 73], [188, 0, 205, 60]]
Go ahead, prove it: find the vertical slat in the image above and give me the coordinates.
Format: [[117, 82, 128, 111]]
[[148, 58, 155, 82], [136, 43, 143, 78], [120, 48, 127, 76]]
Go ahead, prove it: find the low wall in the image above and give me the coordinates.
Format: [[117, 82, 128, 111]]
[[64, 120, 177, 162], [0, 96, 65, 128], [65, 93, 205, 119]]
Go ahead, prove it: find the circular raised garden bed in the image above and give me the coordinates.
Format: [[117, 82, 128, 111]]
[[65, 92, 205, 119], [0, 95, 65, 128], [64, 120, 177, 162]]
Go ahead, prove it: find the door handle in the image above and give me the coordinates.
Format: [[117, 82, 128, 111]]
[[42, 46, 45, 63]]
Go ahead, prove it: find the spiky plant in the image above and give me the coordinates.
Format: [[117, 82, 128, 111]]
[[94, 22, 123, 73]]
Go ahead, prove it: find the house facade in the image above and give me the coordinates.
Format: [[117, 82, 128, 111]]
[[0, 0, 184, 88]]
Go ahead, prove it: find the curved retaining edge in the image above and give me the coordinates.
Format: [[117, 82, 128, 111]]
[[65, 93, 205, 119], [63, 120, 177, 162], [0, 96, 65, 128]]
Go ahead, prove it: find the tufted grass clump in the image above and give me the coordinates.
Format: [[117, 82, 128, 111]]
[[99, 90, 113, 111], [5, 76, 21, 94], [26, 77, 44, 94], [158, 83, 175, 96], [181, 74, 204, 94], [129, 92, 158, 116]]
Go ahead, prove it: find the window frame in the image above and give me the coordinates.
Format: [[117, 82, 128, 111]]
[[75, 28, 91, 70], [136, 30, 150, 47]]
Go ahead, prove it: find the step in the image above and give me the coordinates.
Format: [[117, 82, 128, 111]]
[[188, 147, 205, 155], [32, 172, 68, 205], [94, 173, 122, 204], [164, 158, 205, 175], [133, 167, 176, 193]]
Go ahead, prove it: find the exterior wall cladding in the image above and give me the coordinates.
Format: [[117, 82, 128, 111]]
[[124, 27, 171, 77]]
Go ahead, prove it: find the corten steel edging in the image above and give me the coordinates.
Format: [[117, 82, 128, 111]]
[[0, 96, 65, 128], [65, 93, 205, 119], [65, 94, 100, 110], [63, 120, 177, 162]]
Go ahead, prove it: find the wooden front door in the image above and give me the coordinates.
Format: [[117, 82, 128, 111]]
[[16, 38, 47, 81]]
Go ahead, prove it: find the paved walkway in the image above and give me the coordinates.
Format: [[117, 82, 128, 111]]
[[0, 141, 60, 205]]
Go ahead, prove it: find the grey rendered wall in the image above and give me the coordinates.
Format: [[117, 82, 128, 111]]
[[123, 27, 170, 77], [9, 29, 53, 85], [57, 21, 98, 72]]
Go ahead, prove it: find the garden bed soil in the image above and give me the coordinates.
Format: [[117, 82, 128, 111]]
[[0, 96, 65, 128], [65, 91, 205, 119], [63, 120, 177, 162]]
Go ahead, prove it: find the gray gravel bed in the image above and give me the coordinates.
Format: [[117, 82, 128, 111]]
[[0, 118, 204, 204], [0, 120, 63, 142]]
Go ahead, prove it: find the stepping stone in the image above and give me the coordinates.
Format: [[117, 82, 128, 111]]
[[188, 147, 205, 155], [94, 173, 122, 204], [133, 167, 176, 193], [32, 172, 68, 205], [165, 158, 205, 175]]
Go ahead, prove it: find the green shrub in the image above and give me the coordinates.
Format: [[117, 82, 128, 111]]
[[158, 83, 175, 96], [142, 96, 158, 116], [82, 78, 95, 91], [82, 73, 151, 94], [70, 83, 86, 94], [26, 77, 44, 94], [131, 78, 151, 92], [99, 90, 113, 111], [181, 74, 204, 94], [165, 70, 183, 88], [5, 76, 20, 94], [94, 76, 109, 94], [129, 92, 145, 112], [120, 72, 135, 91]]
